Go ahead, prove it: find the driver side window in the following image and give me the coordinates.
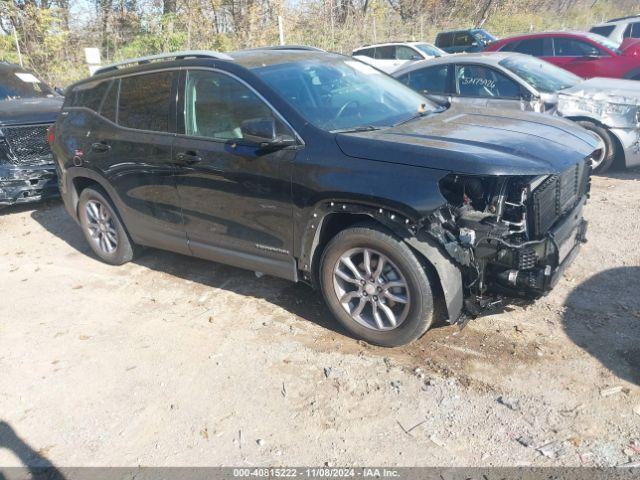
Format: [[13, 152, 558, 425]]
[[455, 65, 521, 99], [184, 70, 286, 141], [553, 38, 602, 57]]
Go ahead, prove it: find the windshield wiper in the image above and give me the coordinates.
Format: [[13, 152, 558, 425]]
[[332, 125, 382, 133], [392, 111, 428, 127]]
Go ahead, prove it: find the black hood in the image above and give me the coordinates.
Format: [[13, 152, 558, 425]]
[[335, 107, 599, 176], [0, 97, 63, 127]]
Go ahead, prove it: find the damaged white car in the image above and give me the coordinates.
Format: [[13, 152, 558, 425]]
[[394, 52, 640, 173]]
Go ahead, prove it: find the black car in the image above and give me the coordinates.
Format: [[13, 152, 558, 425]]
[[51, 49, 598, 346], [0, 62, 63, 207], [435, 29, 496, 53]]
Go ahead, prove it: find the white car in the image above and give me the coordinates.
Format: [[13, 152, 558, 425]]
[[590, 14, 640, 45], [352, 42, 447, 74]]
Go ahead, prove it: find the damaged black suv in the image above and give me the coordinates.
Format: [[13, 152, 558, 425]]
[[52, 49, 599, 346], [0, 62, 62, 207]]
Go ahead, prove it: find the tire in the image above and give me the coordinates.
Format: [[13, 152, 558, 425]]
[[577, 121, 617, 174], [319, 223, 435, 347], [77, 187, 135, 265]]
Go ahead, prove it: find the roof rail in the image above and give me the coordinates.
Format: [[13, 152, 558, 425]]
[[606, 14, 640, 22], [245, 45, 325, 52], [93, 50, 233, 76]]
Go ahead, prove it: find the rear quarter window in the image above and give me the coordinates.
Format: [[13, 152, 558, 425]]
[[353, 48, 374, 58], [69, 80, 110, 111], [118, 71, 175, 132], [590, 25, 615, 37]]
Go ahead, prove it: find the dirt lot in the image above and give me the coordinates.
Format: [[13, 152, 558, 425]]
[[1, 170, 639, 468]]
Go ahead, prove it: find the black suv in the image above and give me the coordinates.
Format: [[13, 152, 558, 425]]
[[52, 49, 598, 346], [1, 62, 63, 207], [435, 29, 496, 53]]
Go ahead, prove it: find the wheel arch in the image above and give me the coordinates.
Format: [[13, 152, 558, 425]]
[[566, 116, 626, 168], [301, 201, 464, 324]]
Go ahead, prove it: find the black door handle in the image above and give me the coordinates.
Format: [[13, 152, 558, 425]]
[[175, 151, 202, 166], [91, 141, 111, 153]]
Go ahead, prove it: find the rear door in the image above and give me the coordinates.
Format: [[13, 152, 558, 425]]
[[172, 69, 298, 279], [89, 70, 188, 253]]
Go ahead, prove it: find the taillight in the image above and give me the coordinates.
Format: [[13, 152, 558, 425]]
[[47, 125, 55, 146]]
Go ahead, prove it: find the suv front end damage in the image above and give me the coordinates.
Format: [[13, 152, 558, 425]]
[[423, 157, 592, 318], [0, 124, 58, 207]]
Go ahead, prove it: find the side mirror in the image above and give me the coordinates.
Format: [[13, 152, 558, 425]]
[[520, 89, 535, 101], [583, 52, 600, 60], [54, 87, 65, 96], [410, 55, 422, 61], [240, 117, 295, 148], [425, 93, 451, 109]]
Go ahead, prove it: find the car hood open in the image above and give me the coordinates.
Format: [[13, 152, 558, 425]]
[[0, 97, 63, 127], [335, 107, 599, 176], [558, 77, 640, 129]]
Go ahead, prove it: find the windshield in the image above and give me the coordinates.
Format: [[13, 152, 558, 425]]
[[584, 32, 622, 52], [253, 56, 437, 132], [472, 29, 497, 43], [415, 43, 446, 57], [500, 56, 581, 93], [0, 70, 55, 101]]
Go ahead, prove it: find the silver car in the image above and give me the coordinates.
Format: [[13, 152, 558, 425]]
[[393, 52, 640, 173]]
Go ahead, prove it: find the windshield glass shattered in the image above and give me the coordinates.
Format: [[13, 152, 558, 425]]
[[253, 56, 437, 132], [500, 56, 581, 93], [0, 71, 56, 101]]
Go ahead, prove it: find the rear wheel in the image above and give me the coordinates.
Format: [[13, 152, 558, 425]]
[[78, 187, 135, 265], [320, 223, 435, 347], [577, 121, 617, 174]]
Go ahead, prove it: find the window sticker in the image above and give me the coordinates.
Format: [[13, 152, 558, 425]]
[[15, 72, 41, 83], [460, 76, 496, 91]]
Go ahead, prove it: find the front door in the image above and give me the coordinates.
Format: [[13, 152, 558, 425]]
[[451, 64, 524, 110], [172, 69, 299, 279]]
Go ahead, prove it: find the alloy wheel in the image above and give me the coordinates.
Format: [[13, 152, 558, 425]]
[[332, 247, 410, 331], [85, 199, 118, 255]]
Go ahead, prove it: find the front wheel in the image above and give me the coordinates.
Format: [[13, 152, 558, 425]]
[[320, 224, 435, 347], [577, 121, 617, 174]]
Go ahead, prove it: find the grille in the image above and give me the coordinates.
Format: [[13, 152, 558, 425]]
[[1, 124, 53, 166], [529, 159, 590, 238]]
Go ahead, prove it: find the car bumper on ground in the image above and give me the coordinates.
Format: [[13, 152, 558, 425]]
[[0, 162, 58, 207]]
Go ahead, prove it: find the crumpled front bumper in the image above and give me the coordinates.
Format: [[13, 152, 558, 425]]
[[0, 162, 58, 206]]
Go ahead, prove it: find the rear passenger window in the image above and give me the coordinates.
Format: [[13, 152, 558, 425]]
[[509, 39, 545, 56], [71, 80, 110, 112], [401, 65, 449, 95], [375, 46, 395, 59], [630, 22, 640, 38], [100, 80, 118, 123], [118, 71, 175, 132]]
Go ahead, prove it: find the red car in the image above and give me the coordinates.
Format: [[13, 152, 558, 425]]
[[485, 31, 640, 80]]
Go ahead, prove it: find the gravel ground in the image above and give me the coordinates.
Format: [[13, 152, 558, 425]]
[[0, 169, 639, 468]]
